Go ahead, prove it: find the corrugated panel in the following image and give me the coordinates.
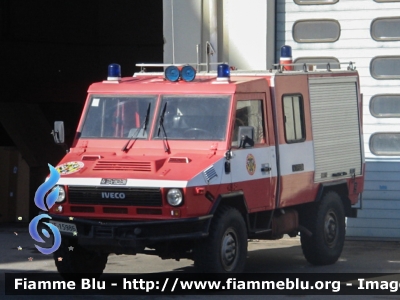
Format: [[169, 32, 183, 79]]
[[357, 209, 400, 219], [346, 228, 400, 239], [361, 200, 400, 210], [347, 161, 400, 239], [363, 191, 400, 201], [309, 77, 362, 182], [348, 218, 400, 229]]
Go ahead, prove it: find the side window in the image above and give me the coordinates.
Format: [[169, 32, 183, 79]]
[[370, 56, 400, 79], [232, 100, 265, 147], [283, 95, 305, 143], [292, 19, 341, 43]]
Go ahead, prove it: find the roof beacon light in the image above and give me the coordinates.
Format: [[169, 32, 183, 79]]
[[217, 64, 230, 81], [181, 65, 196, 82], [107, 63, 121, 80], [280, 45, 293, 71], [165, 66, 180, 82]]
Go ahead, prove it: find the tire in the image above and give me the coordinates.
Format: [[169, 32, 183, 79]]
[[53, 238, 108, 280], [300, 191, 345, 265], [194, 206, 248, 273]]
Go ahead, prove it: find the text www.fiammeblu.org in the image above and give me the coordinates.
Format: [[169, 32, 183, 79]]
[[13, 277, 400, 293], [121, 278, 400, 293]]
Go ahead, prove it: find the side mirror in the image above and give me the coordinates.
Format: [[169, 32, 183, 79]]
[[52, 121, 65, 144], [238, 126, 255, 148]]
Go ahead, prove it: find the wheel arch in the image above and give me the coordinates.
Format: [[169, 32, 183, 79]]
[[315, 181, 353, 217], [210, 191, 249, 230]]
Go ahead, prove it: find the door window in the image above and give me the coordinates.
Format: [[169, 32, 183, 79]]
[[283, 94, 305, 143], [232, 100, 265, 147]]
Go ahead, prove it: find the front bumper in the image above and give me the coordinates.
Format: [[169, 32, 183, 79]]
[[48, 214, 212, 253]]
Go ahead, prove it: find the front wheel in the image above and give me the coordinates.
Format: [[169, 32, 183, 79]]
[[300, 191, 345, 265], [194, 206, 248, 273], [53, 238, 109, 280]]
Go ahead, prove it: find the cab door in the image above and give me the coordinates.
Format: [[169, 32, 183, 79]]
[[225, 93, 276, 212]]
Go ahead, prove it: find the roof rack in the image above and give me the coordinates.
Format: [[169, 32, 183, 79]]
[[273, 61, 356, 72], [136, 62, 228, 73]]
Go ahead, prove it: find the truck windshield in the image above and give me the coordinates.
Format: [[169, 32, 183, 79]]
[[80, 96, 157, 138], [153, 95, 231, 140]]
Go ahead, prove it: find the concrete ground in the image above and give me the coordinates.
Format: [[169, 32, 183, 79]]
[[1, 222, 400, 299]]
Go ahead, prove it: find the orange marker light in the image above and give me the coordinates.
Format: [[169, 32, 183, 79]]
[[170, 209, 181, 217]]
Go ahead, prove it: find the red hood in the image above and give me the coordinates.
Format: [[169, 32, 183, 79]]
[[54, 149, 224, 182]]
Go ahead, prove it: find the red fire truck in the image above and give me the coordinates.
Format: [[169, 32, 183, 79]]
[[48, 48, 364, 275]]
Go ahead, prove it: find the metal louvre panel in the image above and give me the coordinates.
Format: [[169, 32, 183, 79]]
[[309, 78, 362, 182], [309, 76, 357, 85], [68, 186, 162, 206]]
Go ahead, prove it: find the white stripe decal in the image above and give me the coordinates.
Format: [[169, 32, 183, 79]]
[[222, 147, 277, 184], [57, 177, 189, 188], [56, 142, 315, 189], [279, 141, 315, 175]]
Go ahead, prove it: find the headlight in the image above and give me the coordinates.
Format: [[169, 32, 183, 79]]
[[51, 185, 66, 203], [167, 189, 183, 206]]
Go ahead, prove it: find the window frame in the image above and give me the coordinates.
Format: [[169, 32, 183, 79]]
[[371, 17, 400, 41], [374, 0, 400, 2], [152, 94, 231, 141], [282, 94, 306, 144], [294, 0, 339, 4], [292, 19, 341, 43], [370, 56, 400, 80], [370, 132, 400, 156], [231, 95, 268, 148], [370, 94, 400, 118], [80, 94, 158, 139]]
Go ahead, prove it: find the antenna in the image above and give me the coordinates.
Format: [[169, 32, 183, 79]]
[[206, 41, 216, 73]]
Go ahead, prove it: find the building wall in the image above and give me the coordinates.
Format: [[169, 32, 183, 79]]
[[276, 0, 400, 239], [163, 0, 202, 65], [163, 0, 275, 70]]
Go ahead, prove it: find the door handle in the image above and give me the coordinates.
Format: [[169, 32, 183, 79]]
[[261, 163, 271, 172]]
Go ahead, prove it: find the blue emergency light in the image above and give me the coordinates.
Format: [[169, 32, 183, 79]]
[[107, 63, 121, 80], [181, 65, 196, 82], [280, 45, 292, 58], [217, 64, 230, 81], [165, 66, 180, 82]]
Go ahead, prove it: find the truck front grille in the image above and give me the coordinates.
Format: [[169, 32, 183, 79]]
[[68, 186, 163, 207]]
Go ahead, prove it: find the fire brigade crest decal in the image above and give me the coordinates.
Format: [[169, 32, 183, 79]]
[[246, 154, 256, 175], [56, 161, 84, 175]]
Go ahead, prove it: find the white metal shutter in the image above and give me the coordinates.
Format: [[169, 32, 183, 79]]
[[309, 76, 362, 182]]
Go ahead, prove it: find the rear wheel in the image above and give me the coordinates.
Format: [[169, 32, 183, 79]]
[[300, 192, 345, 265], [53, 238, 108, 280], [194, 206, 247, 273]]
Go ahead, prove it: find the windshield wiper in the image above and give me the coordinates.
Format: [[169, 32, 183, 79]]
[[121, 102, 151, 152], [157, 102, 170, 153]]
